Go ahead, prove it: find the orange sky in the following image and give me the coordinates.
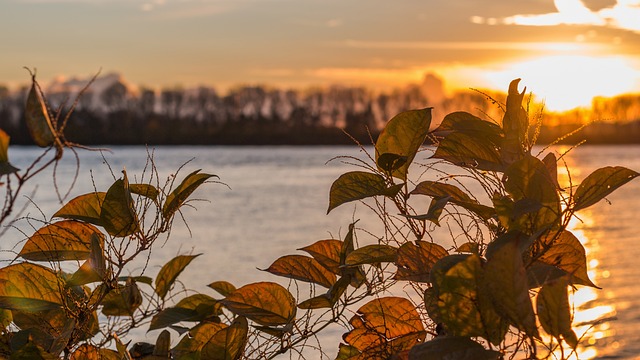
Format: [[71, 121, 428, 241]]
[[1, 0, 639, 111]]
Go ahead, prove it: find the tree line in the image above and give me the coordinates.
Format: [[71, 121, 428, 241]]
[[0, 75, 639, 145]]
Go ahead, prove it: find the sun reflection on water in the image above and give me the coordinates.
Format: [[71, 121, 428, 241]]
[[542, 219, 617, 359], [544, 148, 618, 359]]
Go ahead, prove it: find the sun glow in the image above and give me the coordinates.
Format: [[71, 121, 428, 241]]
[[481, 55, 640, 111]]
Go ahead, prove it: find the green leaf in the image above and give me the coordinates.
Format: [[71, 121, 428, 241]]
[[19, 221, 104, 261], [535, 230, 597, 288], [208, 281, 236, 297], [100, 172, 140, 237], [432, 132, 503, 172], [265, 255, 336, 288], [375, 108, 432, 181], [53, 193, 106, 226], [66, 233, 108, 286], [394, 241, 448, 282], [24, 76, 56, 148], [434, 111, 503, 145], [411, 181, 495, 220], [344, 244, 397, 266], [376, 153, 408, 174], [100, 279, 143, 317], [573, 166, 639, 211], [336, 344, 361, 360], [408, 336, 500, 360], [327, 171, 399, 214], [536, 277, 578, 349], [504, 154, 561, 233], [221, 282, 296, 326], [0, 263, 62, 312], [155, 254, 201, 300], [149, 307, 200, 331], [172, 322, 227, 358], [483, 239, 538, 338], [129, 183, 160, 201], [404, 196, 450, 225], [163, 169, 216, 219], [154, 330, 171, 357], [200, 316, 248, 360], [0, 129, 19, 175], [298, 239, 342, 274]]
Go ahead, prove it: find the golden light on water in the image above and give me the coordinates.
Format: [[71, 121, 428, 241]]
[[537, 148, 619, 359]]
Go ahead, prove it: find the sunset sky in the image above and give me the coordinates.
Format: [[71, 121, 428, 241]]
[[1, 0, 640, 110]]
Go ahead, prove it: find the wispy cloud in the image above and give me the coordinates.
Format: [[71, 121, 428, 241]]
[[489, 0, 640, 34], [337, 39, 608, 52]]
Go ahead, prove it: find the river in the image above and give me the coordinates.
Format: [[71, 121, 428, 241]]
[[2, 145, 639, 359]]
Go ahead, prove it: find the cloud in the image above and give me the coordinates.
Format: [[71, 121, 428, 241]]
[[337, 39, 607, 52], [495, 0, 640, 33]]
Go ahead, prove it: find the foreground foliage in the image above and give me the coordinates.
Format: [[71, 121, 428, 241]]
[[0, 74, 637, 359]]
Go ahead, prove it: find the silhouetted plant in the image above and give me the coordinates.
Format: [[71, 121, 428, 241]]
[[0, 74, 637, 359]]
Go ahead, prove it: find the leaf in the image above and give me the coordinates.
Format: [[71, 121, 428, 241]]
[[298, 275, 351, 310], [328, 171, 399, 214], [434, 111, 503, 145], [100, 279, 143, 317], [9, 338, 58, 360], [298, 239, 342, 274], [100, 172, 140, 237], [432, 132, 503, 172], [155, 254, 201, 300], [113, 333, 133, 360], [573, 166, 639, 211], [163, 169, 215, 219], [411, 181, 495, 220], [154, 330, 171, 357], [24, 76, 56, 148], [375, 108, 432, 181], [408, 336, 500, 360], [483, 239, 538, 338], [376, 153, 408, 174], [343, 297, 426, 358], [457, 242, 479, 254], [536, 277, 578, 349], [344, 244, 397, 266], [149, 308, 200, 332], [504, 154, 561, 233], [535, 230, 597, 288], [19, 221, 104, 261], [394, 241, 448, 282], [172, 322, 227, 358], [129, 183, 160, 201], [66, 233, 108, 286], [148, 294, 220, 331], [500, 78, 529, 166], [0, 263, 62, 312], [200, 316, 248, 360], [435, 254, 485, 337], [336, 344, 361, 360], [265, 255, 336, 288], [71, 344, 120, 360], [221, 282, 296, 326], [208, 281, 236, 297], [53, 192, 106, 226], [413, 196, 451, 225], [0, 129, 19, 175]]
